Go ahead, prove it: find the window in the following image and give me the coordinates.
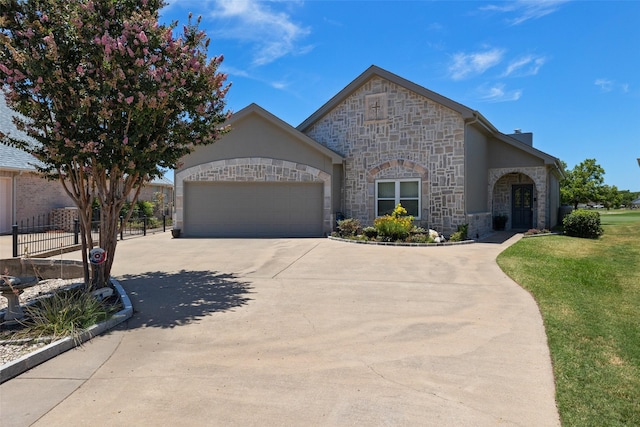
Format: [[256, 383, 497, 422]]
[[376, 179, 420, 218]]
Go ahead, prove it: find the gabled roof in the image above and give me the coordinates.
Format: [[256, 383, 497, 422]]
[[297, 65, 476, 131], [0, 93, 41, 172], [149, 175, 173, 186], [297, 65, 561, 170], [232, 103, 344, 163]]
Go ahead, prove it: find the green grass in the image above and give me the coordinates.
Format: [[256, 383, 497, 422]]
[[497, 211, 640, 426]]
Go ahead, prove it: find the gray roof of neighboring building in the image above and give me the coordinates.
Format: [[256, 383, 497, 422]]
[[0, 93, 41, 172], [149, 175, 173, 186]]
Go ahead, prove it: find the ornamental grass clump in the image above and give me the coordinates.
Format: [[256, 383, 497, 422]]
[[374, 204, 414, 241], [18, 287, 120, 343]]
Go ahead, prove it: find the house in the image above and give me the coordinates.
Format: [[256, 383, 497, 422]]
[[174, 65, 563, 238], [0, 93, 173, 234]]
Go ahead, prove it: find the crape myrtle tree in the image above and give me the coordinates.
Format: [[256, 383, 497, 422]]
[[0, 0, 230, 287]]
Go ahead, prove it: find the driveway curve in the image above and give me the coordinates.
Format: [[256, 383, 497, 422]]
[[1, 234, 559, 426]]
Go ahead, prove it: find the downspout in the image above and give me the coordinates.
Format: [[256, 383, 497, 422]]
[[341, 159, 346, 218]]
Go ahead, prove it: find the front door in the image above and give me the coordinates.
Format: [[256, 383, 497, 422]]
[[512, 184, 533, 229]]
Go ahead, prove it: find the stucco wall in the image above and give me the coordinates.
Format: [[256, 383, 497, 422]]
[[303, 76, 466, 234], [465, 125, 489, 213], [179, 113, 335, 174]]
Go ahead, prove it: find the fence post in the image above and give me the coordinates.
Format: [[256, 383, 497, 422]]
[[12, 224, 18, 258], [163, 214, 166, 232], [143, 216, 147, 236], [120, 216, 124, 241], [74, 219, 79, 245]]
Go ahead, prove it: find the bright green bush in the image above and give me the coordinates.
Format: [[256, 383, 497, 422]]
[[563, 209, 604, 239], [374, 204, 414, 241]]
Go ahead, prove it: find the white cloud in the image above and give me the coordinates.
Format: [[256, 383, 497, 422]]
[[480, 0, 570, 25], [595, 78, 631, 94], [595, 78, 614, 92], [479, 83, 523, 102], [503, 55, 547, 77], [448, 48, 505, 80], [210, 0, 311, 66]]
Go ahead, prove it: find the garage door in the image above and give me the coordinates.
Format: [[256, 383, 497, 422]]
[[184, 181, 323, 237], [0, 177, 11, 234]]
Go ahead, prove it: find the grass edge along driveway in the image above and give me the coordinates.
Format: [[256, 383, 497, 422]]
[[497, 211, 640, 427]]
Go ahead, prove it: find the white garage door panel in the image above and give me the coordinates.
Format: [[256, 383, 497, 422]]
[[184, 182, 323, 237]]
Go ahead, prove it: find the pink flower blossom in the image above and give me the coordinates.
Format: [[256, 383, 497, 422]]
[[125, 96, 134, 104], [138, 31, 148, 43]]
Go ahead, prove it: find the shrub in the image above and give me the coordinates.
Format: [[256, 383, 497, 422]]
[[448, 224, 469, 242], [407, 233, 433, 244], [449, 231, 464, 242], [563, 209, 603, 238], [362, 226, 378, 239], [337, 218, 362, 237], [137, 200, 154, 218], [374, 204, 413, 241]]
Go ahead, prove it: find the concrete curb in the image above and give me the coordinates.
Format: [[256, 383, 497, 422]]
[[327, 235, 475, 246], [0, 278, 132, 384]]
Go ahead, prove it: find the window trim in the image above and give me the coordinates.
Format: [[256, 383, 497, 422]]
[[375, 179, 421, 219]]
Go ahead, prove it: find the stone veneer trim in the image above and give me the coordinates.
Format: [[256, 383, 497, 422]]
[[488, 167, 548, 230], [175, 157, 333, 234]]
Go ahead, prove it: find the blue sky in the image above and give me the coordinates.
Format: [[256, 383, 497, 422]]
[[161, 0, 640, 191]]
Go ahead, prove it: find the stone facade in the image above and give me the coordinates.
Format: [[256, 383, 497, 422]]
[[489, 167, 549, 230], [304, 76, 466, 234], [175, 157, 333, 234]]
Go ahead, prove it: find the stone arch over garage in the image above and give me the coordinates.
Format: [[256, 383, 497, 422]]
[[365, 159, 429, 226], [488, 167, 548, 230], [175, 157, 333, 234]]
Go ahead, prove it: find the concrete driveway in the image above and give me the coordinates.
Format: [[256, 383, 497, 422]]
[[1, 233, 559, 426]]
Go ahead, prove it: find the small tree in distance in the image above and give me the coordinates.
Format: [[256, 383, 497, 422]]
[[0, 0, 230, 287]]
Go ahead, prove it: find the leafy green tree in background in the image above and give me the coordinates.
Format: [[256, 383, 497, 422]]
[[0, 0, 230, 286], [561, 159, 606, 209]]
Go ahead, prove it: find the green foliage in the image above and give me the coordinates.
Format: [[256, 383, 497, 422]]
[[20, 287, 120, 342], [374, 203, 414, 241], [362, 226, 378, 239], [407, 233, 433, 243], [337, 218, 362, 237], [448, 224, 468, 242], [497, 215, 640, 426], [0, 0, 229, 286], [137, 200, 154, 218], [561, 159, 606, 208], [563, 209, 604, 238]]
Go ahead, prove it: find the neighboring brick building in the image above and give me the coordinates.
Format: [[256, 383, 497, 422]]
[[175, 65, 563, 238], [0, 94, 173, 234]]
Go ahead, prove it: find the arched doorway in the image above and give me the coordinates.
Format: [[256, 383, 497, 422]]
[[490, 171, 540, 230]]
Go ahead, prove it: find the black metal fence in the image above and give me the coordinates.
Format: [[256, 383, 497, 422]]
[[12, 214, 168, 258]]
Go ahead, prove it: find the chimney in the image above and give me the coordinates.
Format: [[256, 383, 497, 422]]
[[509, 129, 533, 146]]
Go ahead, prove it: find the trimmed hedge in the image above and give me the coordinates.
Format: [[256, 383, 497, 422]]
[[563, 209, 603, 239]]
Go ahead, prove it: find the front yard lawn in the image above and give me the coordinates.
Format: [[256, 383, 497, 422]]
[[497, 211, 640, 426]]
